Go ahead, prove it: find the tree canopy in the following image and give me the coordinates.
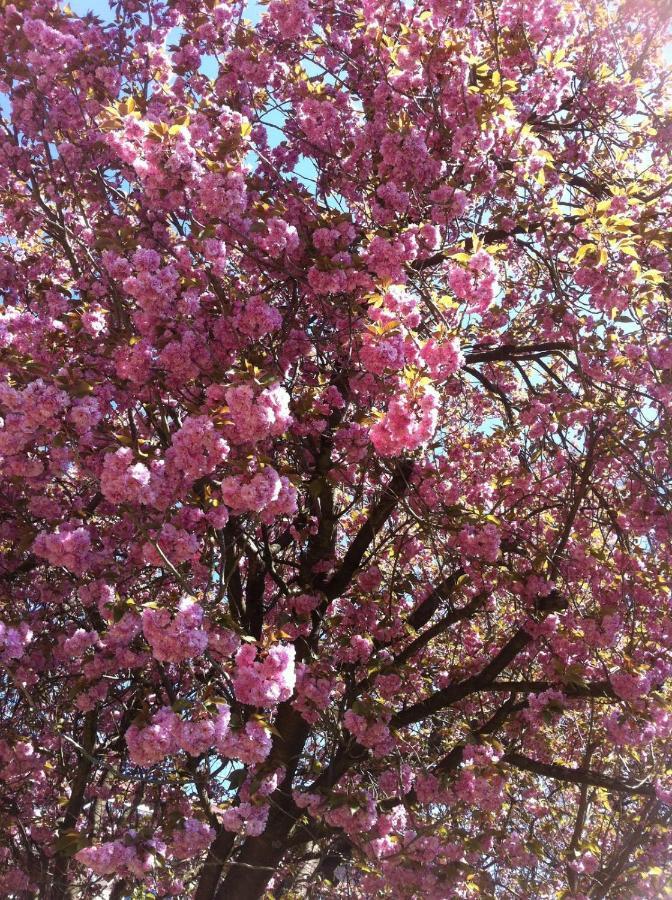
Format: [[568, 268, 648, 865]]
[[2, 0, 672, 896]]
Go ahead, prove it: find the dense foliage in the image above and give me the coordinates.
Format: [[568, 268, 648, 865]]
[[2, 0, 672, 896]]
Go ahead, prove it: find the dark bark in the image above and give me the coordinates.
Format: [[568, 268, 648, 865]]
[[464, 341, 573, 365], [392, 626, 532, 727], [324, 459, 414, 601], [109, 880, 128, 900], [211, 704, 311, 900], [49, 710, 98, 900], [244, 551, 265, 640], [213, 796, 300, 900], [407, 568, 465, 631], [503, 752, 655, 796], [194, 829, 237, 900]]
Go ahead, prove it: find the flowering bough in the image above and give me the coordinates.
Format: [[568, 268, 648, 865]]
[[2, 0, 672, 896]]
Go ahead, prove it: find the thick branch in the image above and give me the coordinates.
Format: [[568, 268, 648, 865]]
[[484, 680, 616, 699], [392, 626, 532, 728], [503, 752, 655, 796], [193, 830, 237, 900], [49, 711, 98, 900], [464, 341, 573, 365], [407, 568, 465, 631], [324, 459, 414, 601]]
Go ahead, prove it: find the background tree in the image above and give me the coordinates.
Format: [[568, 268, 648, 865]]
[[2, 0, 672, 896]]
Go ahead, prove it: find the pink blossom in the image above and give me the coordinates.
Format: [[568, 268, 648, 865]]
[[0, 622, 32, 664], [233, 643, 296, 706], [420, 337, 464, 379], [448, 250, 499, 314], [217, 720, 273, 766], [370, 387, 438, 456], [171, 818, 216, 859], [457, 524, 501, 563], [225, 383, 291, 444], [142, 598, 209, 663], [125, 707, 181, 767], [33, 524, 93, 576], [220, 467, 297, 522], [220, 801, 270, 837], [610, 670, 652, 702], [167, 415, 229, 482], [142, 523, 200, 567], [175, 707, 230, 756], [100, 448, 152, 505]]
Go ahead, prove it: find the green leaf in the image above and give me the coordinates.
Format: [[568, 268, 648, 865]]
[[54, 830, 89, 856], [227, 768, 247, 789]]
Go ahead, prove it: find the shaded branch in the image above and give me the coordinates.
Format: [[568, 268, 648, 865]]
[[503, 752, 655, 796], [324, 459, 414, 601]]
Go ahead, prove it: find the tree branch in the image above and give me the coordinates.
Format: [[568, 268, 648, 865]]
[[323, 459, 414, 601], [503, 752, 655, 796]]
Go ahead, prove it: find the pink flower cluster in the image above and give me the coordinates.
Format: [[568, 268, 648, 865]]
[[336, 634, 374, 664], [217, 720, 273, 766], [233, 643, 296, 706], [220, 467, 297, 522], [420, 337, 464, 380], [255, 217, 299, 259], [207, 626, 241, 661], [368, 805, 410, 859], [62, 628, 98, 659], [294, 665, 337, 723], [568, 851, 600, 876], [33, 524, 93, 576], [100, 447, 152, 505], [0, 622, 32, 664], [360, 334, 410, 375], [220, 766, 285, 838], [170, 818, 216, 859], [125, 707, 182, 766], [370, 386, 439, 456], [457, 523, 501, 563], [202, 238, 228, 276], [231, 296, 282, 340], [70, 397, 102, 434], [76, 837, 164, 878], [374, 285, 420, 326], [343, 710, 394, 756], [366, 233, 418, 281], [324, 795, 378, 837], [142, 524, 200, 567], [0, 379, 68, 459], [375, 674, 402, 700], [448, 250, 499, 314], [167, 415, 229, 482], [225, 383, 291, 444], [122, 250, 180, 316], [114, 338, 154, 384], [288, 593, 320, 616], [125, 705, 231, 766], [453, 767, 506, 813], [141, 599, 209, 663], [610, 670, 652, 702], [178, 714, 231, 756], [220, 801, 270, 837], [23, 16, 80, 51]]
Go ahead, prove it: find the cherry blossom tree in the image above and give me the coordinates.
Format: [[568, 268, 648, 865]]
[[2, 0, 672, 896]]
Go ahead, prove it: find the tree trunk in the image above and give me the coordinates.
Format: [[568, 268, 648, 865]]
[[194, 828, 237, 900], [49, 710, 98, 900], [196, 704, 311, 899], [214, 796, 298, 900]]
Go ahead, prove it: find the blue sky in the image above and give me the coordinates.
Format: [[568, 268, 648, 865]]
[[66, 0, 262, 77], [67, 0, 263, 22], [68, 0, 114, 17]]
